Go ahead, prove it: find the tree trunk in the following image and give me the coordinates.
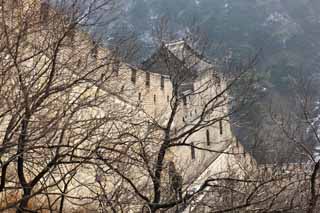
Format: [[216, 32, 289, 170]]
[[17, 187, 31, 213]]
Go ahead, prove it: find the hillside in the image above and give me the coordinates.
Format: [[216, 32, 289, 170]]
[[109, 0, 320, 89], [106, 0, 320, 163]]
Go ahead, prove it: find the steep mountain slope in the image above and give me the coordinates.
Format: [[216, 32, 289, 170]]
[[115, 0, 320, 86], [108, 0, 320, 163]]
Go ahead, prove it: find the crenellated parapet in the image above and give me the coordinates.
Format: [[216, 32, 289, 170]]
[[113, 63, 173, 117]]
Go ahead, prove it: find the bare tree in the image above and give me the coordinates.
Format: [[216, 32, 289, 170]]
[[0, 0, 132, 212], [3, 1, 317, 213], [203, 69, 320, 213], [87, 25, 262, 211], [266, 70, 320, 212]]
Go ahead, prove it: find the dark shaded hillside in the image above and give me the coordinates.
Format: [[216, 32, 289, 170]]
[[105, 0, 320, 163], [111, 0, 320, 89]]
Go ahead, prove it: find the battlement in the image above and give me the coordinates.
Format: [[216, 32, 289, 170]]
[[0, 2, 252, 212], [108, 63, 173, 117]]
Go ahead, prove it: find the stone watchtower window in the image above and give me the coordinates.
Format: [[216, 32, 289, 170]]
[[91, 42, 98, 59], [40, 1, 49, 22], [66, 29, 75, 44], [191, 142, 195, 159], [10, 0, 20, 9], [76, 59, 81, 68], [131, 69, 137, 84], [160, 75, 164, 89], [146, 72, 150, 87], [183, 96, 187, 106], [153, 94, 156, 103], [219, 120, 223, 135], [112, 61, 120, 76], [138, 93, 141, 101], [206, 129, 210, 146]]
